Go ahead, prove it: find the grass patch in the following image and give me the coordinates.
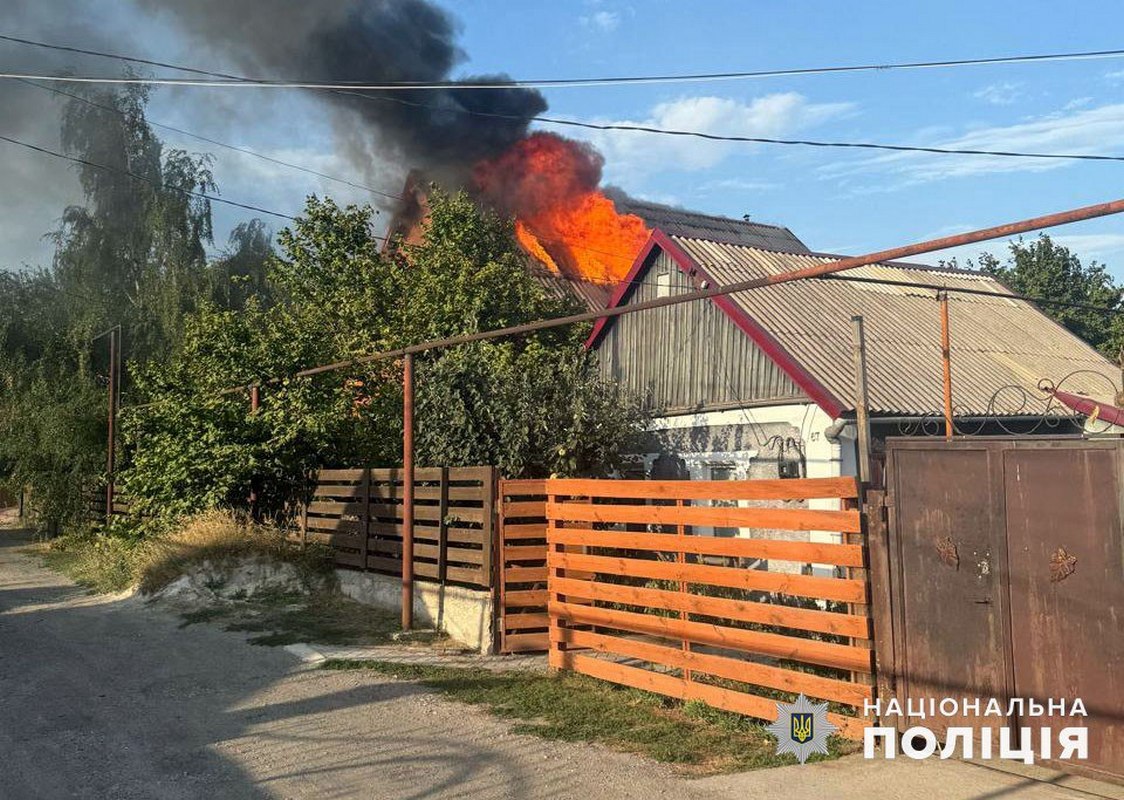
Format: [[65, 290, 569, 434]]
[[40, 531, 143, 593], [322, 660, 857, 774]]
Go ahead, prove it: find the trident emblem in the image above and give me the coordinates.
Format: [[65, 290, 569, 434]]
[[791, 712, 814, 743]]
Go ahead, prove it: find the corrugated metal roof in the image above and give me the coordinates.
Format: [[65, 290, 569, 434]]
[[527, 262, 610, 310], [612, 198, 811, 254], [669, 236, 1119, 416]]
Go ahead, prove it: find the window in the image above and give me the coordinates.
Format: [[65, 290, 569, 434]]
[[655, 271, 672, 298]]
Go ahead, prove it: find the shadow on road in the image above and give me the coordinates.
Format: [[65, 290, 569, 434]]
[[0, 527, 600, 799]]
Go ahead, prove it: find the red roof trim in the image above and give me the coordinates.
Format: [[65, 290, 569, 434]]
[[584, 230, 847, 419]]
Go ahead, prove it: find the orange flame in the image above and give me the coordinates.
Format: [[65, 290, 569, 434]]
[[475, 132, 651, 284]]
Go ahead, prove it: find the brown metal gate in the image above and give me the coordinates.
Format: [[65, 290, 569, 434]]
[[877, 437, 1124, 781]]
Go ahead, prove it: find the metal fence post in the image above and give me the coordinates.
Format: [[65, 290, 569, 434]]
[[402, 353, 415, 631]]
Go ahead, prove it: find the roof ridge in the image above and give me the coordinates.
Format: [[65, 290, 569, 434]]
[[616, 198, 795, 232]]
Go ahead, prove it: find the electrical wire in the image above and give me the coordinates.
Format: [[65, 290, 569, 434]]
[[5, 35, 1124, 164], [3, 33, 1123, 88], [0, 131, 298, 221], [12, 77, 402, 202]]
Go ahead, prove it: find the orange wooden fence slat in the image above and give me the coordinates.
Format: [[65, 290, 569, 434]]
[[550, 575, 869, 639], [548, 527, 864, 566], [500, 479, 548, 495], [549, 550, 866, 603], [546, 501, 862, 533], [545, 476, 858, 501], [502, 501, 547, 517], [552, 627, 871, 707], [550, 600, 873, 673]]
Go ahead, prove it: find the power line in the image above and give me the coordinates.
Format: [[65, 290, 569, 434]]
[[13, 78, 403, 202], [3, 33, 1124, 88], [532, 247, 1124, 315], [0, 131, 297, 221], [5, 36, 1124, 165]]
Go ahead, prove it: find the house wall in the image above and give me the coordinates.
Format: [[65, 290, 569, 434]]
[[628, 403, 854, 576], [595, 250, 806, 414]]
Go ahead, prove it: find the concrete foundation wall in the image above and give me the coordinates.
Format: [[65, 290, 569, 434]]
[[336, 570, 495, 653]]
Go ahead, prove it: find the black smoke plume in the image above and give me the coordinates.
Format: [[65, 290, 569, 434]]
[[139, 0, 548, 187]]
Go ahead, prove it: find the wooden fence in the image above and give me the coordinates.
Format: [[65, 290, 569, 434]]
[[544, 476, 873, 739], [291, 466, 498, 590], [83, 484, 130, 523], [498, 480, 549, 653]]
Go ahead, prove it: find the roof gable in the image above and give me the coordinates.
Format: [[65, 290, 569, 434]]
[[586, 229, 846, 418], [588, 232, 1120, 418]]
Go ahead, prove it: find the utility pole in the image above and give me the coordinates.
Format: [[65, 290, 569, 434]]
[[938, 292, 955, 440], [248, 385, 260, 520], [850, 316, 872, 487]]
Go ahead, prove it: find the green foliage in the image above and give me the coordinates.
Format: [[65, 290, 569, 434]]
[[417, 343, 647, 477], [0, 85, 274, 530], [123, 189, 647, 525], [956, 234, 1124, 358]]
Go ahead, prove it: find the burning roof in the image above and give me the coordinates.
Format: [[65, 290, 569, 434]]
[[387, 145, 810, 311]]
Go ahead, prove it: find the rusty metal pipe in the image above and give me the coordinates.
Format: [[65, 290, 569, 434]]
[[939, 292, 954, 440], [105, 327, 118, 520], [401, 353, 415, 631], [248, 385, 260, 515], [125, 197, 1124, 409], [284, 198, 1124, 381]]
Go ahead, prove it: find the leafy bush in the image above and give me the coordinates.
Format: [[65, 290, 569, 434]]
[[120, 190, 648, 525]]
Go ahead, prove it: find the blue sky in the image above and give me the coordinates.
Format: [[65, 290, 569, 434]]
[[4, 0, 1124, 275]]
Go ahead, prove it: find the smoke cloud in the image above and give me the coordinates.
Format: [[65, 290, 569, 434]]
[[138, 0, 548, 188]]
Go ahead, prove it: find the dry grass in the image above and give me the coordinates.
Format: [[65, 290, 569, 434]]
[[135, 510, 331, 595], [44, 510, 332, 595]]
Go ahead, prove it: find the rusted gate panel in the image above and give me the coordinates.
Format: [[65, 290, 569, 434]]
[[882, 438, 1124, 781], [1001, 442, 1124, 780], [885, 445, 1012, 736]]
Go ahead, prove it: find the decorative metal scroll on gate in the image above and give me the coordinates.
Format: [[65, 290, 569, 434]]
[[895, 370, 1123, 437]]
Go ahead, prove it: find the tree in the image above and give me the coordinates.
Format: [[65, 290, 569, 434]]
[[963, 234, 1124, 359], [120, 190, 648, 526], [0, 83, 271, 529]]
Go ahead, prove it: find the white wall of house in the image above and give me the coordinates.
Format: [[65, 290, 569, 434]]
[[646, 401, 848, 482], [635, 402, 857, 576]]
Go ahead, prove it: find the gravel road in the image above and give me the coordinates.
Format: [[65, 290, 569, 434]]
[[0, 526, 1115, 800]]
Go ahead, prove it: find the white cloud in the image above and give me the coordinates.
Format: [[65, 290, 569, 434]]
[[823, 102, 1124, 187], [696, 177, 779, 194], [972, 82, 1023, 106], [563, 93, 854, 181], [1051, 234, 1124, 262], [580, 10, 619, 32], [1104, 69, 1124, 83]]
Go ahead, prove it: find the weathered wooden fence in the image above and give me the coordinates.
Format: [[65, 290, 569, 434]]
[[83, 484, 130, 523], [291, 466, 498, 590], [543, 476, 873, 739]]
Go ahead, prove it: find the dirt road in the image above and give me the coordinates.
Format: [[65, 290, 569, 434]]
[[0, 527, 1117, 800]]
